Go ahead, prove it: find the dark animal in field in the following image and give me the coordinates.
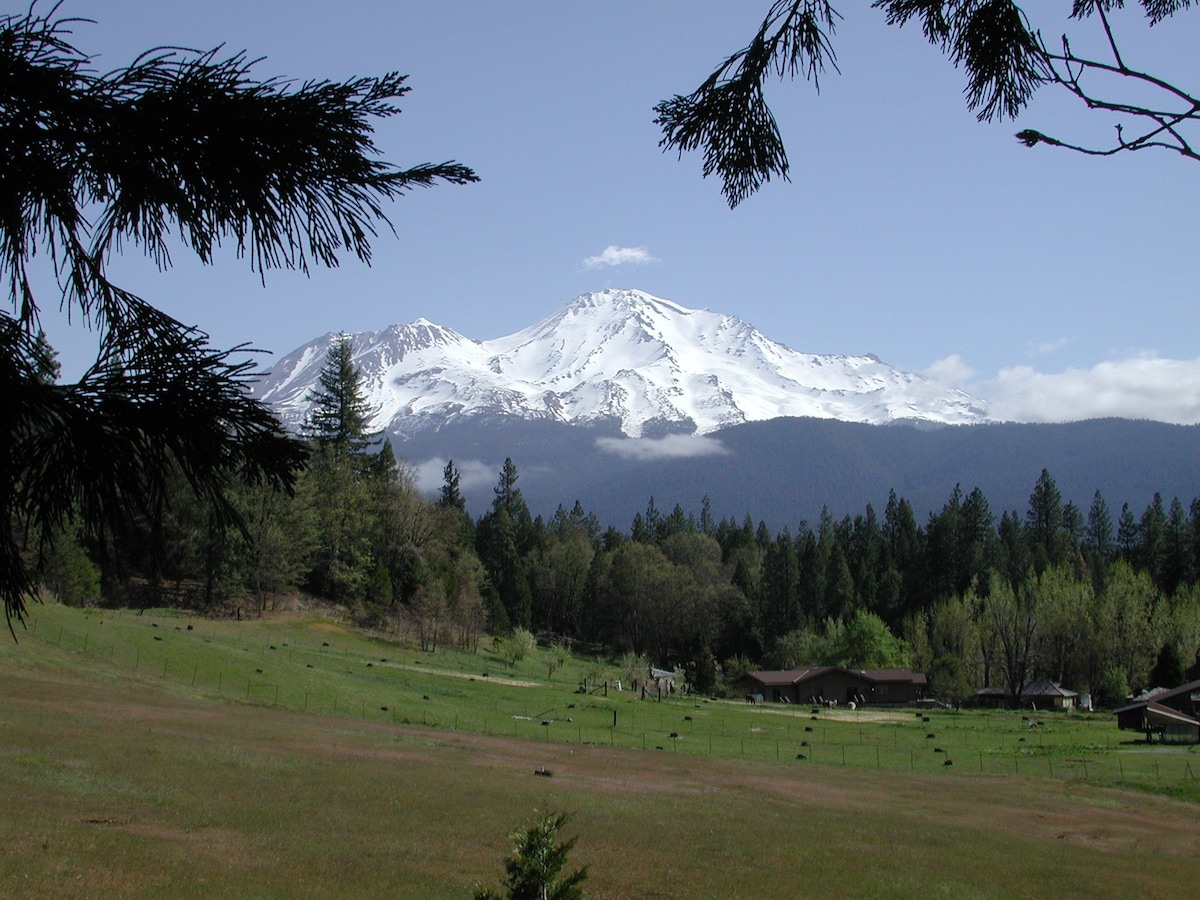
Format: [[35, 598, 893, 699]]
[[534, 767, 553, 777], [669, 732, 679, 738], [804, 726, 814, 732], [943, 759, 953, 766]]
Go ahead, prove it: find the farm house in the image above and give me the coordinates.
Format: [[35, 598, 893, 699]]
[[975, 680, 1080, 710], [739, 666, 927, 706]]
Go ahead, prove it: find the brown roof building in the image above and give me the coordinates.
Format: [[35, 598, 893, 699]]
[[740, 666, 927, 706], [1114, 679, 1200, 744]]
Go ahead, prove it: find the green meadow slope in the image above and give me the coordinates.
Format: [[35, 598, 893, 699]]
[[3, 604, 1199, 898]]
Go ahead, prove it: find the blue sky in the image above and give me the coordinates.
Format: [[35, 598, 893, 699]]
[[35, 2, 1200, 423]]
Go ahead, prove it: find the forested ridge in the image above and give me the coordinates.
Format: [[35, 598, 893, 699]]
[[24, 339, 1200, 707]]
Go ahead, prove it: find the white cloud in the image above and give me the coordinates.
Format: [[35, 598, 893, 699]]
[[924, 354, 977, 387], [596, 434, 731, 461], [413, 457, 497, 496], [582, 245, 658, 269], [1027, 337, 1069, 356], [985, 356, 1200, 424]]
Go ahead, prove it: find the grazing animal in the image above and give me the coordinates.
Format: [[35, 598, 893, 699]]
[[943, 759, 953, 766], [422, 695, 430, 700], [804, 726, 814, 732], [534, 767, 553, 777], [306, 664, 313, 668], [255, 668, 263, 674], [800, 740, 809, 747], [926, 733, 936, 739], [934, 748, 944, 753], [153, 635, 162, 641], [795, 753, 806, 760], [669, 732, 679, 739]]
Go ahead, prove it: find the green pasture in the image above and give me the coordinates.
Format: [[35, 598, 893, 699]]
[[3, 603, 1200, 898], [9, 603, 1198, 795]]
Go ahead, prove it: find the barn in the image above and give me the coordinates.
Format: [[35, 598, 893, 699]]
[[1114, 678, 1200, 744]]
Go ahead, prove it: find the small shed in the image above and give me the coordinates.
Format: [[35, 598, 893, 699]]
[[648, 666, 680, 695]]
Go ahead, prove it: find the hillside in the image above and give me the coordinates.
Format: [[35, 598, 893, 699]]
[[392, 416, 1200, 527]]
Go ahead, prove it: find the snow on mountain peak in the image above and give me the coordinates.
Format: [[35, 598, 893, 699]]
[[252, 289, 989, 437]]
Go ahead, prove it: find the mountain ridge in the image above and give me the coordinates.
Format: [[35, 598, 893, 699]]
[[251, 288, 990, 437]]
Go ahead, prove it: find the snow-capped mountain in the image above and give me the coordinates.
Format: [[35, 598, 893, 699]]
[[252, 289, 989, 437]]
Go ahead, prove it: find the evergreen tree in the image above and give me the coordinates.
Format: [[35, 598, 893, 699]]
[[0, 8, 475, 625], [303, 339, 384, 604], [473, 812, 588, 900], [476, 459, 534, 629], [1025, 469, 1064, 573], [305, 335, 378, 459], [1117, 503, 1140, 562], [1086, 491, 1114, 560], [438, 459, 466, 512]]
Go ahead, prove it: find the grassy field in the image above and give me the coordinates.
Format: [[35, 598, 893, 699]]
[[3, 603, 1200, 898]]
